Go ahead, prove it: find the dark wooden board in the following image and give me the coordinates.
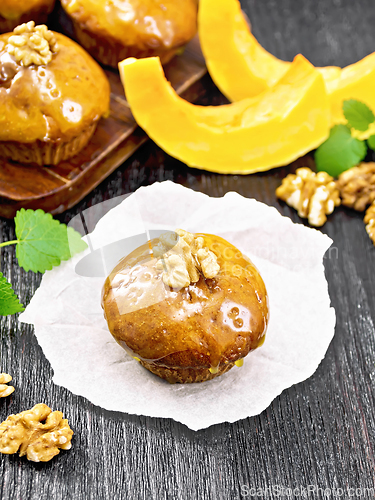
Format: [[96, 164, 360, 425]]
[[0, 36, 207, 219], [1, 0, 375, 499]]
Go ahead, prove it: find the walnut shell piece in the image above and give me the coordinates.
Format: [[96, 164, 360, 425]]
[[0, 373, 14, 398], [0, 403, 73, 462], [364, 201, 375, 246], [276, 167, 341, 227], [337, 162, 375, 212]]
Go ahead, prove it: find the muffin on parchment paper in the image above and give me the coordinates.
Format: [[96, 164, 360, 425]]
[[101, 229, 269, 384], [0, 21, 110, 166], [60, 0, 198, 68], [0, 0, 56, 34]]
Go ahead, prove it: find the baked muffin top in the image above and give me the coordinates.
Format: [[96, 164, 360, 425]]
[[0, 24, 110, 143], [102, 232, 269, 370], [61, 0, 198, 51], [0, 0, 55, 20]]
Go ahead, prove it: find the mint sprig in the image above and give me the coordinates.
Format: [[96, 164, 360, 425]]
[[315, 125, 367, 176], [315, 99, 375, 176], [14, 209, 87, 273], [343, 99, 375, 132], [0, 209, 87, 315], [0, 273, 24, 316]]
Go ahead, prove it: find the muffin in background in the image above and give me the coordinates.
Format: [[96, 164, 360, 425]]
[[60, 0, 198, 68], [0, 0, 56, 33], [0, 21, 110, 166]]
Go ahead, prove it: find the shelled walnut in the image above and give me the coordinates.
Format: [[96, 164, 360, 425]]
[[364, 202, 375, 245], [155, 229, 220, 289], [0, 374, 14, 398], [276, 167, 341, 226], [7, 21, 58, 67], [337, 162, 375, 212], [0, 403, 73, 462]]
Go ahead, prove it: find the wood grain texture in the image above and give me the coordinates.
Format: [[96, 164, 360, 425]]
[[1, 0, 375, 498]]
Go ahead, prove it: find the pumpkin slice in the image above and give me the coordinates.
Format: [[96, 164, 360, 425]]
[[198, 0, 340, 102], [198, 0, 290, 101], [119, 54, 330, 174], [199, 0, 375, 125]]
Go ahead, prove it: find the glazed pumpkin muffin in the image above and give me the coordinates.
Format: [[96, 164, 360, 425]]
[[0, 21, 110, 165], [101, 229, 269, 384], [0, 0, 56, 33], [60, 0, 198, 68]]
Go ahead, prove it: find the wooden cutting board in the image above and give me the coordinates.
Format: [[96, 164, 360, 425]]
[[0, 36, 207, 219]]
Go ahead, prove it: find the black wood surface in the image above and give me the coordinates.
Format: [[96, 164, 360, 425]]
[[1, 1, 375, 498]]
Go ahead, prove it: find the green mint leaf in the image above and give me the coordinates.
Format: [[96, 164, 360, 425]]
[[0, 273, 24, 316], [14, 209, 88, 273], [343, 99, 375, 132], [367, 135, 375, 151], [315, 124, 367, 177]]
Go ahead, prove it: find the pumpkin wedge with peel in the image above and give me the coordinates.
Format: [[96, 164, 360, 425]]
[[199, 0, 375, 125], [198, 0, 290, 101], [198, 0, 338, 102], [119, 54, 330, 174]]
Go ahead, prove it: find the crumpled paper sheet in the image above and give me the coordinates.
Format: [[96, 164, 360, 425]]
[[19, 181, 336, 431]]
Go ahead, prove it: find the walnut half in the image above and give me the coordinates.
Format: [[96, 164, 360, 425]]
[[337, 162, 375, 212], [0, 373, 14, 398], [154, 229, 220, 289], [276, 167, 341, 227], [364, 201, 375, 246], [0, 403, 73, 462], [7, 21, 58, 67]]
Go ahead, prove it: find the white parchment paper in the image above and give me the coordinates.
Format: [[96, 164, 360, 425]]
[[19, 181, 336, 430]]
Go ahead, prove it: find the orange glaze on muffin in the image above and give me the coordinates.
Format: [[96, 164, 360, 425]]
[[0, 0, 56, 33], [60, 0, 198, 67], [102, 233, 269, 383], [0, 28, 110, 165]]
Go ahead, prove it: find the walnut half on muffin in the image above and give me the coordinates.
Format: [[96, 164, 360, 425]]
[[0, 21, 110, 166], [101, 230, 269, 384]]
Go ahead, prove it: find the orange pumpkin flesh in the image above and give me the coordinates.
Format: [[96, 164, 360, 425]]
[[199, 0, 375, 125], [119, 54, 330, 174]]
